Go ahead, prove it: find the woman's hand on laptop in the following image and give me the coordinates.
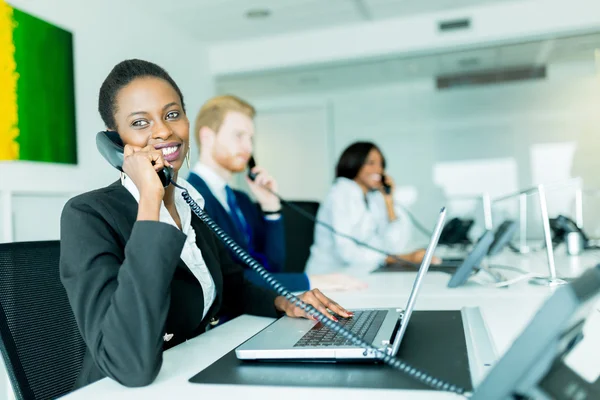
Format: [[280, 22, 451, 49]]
[[274, 289, 353, 322]]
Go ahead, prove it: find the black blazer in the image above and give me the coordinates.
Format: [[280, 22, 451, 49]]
[[59, 181, 280, 389]]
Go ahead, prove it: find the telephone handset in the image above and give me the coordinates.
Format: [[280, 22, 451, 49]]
[[247, 155, 257, 181], [381, 173, 392, 195], [367, 173, 391, 194], [95, 131, 465, 395], [96, 130, 173, 187]]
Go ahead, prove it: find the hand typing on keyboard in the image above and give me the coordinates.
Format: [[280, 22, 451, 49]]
[[294, 310, 388, 347], [274, 288, 354, 322]]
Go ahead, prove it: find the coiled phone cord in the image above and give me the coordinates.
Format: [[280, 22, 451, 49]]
[[172, 182, 467, 396]]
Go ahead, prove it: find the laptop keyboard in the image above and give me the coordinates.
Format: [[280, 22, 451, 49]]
[[294, 309, 388, 347]]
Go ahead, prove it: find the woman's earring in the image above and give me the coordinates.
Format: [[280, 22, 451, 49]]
[[186, 149, 191, 169]]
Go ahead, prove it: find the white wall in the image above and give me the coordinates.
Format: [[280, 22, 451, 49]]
[[246, 60, 600, 248], [253, 105, 334, 200], [0, 0, 214, 243], [0, 0, 213, 398], [209, 0, 600, 76]]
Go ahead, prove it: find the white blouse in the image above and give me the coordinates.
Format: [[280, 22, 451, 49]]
[[305, 177, 412, 274], [121, 174, 216, 319]]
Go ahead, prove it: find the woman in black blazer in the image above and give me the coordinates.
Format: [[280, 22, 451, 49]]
[[59, 59, 351, 389]]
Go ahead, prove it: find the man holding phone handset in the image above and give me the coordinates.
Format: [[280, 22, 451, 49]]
[[187, 95, 366, 292]]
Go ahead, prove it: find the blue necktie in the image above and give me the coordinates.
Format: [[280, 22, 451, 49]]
[[225, 186, 251, 246], [225, 186, 272, 270]]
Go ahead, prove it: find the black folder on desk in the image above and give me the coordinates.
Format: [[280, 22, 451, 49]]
[[189, 311, 472, 391]]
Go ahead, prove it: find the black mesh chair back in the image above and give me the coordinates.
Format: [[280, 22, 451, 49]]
[[0, 241, 86, 400], [281, 201, 320, 273]]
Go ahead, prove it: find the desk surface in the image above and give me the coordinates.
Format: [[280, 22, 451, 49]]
[[61, 250, 600, 400]]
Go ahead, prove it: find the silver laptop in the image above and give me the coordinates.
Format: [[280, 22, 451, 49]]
[[236, 207, 447, 361]]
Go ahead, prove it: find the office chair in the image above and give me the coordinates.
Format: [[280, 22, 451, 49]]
[[280, 201, 320, 273], [0, 241, 86, 400]]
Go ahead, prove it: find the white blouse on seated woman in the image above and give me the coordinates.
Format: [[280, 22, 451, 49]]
[[305, 177, 411, 274]]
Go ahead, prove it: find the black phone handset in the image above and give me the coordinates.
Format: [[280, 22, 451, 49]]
[[95, 132, 466, 396], [381, 173, 392, 195], [96, 130, 173, 187], [247, 155, 258, 181]]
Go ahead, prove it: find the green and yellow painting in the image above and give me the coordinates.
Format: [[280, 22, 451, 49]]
[[0, 0, 76, 163]]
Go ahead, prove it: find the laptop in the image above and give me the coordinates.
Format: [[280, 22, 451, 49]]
[[235, 207, 447, 361]]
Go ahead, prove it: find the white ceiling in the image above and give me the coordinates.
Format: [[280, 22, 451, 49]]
[[215, 32, 600, 97], [128, 0, 520, 42]]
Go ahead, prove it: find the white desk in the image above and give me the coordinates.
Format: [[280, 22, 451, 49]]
[[60, 250, 600, 400]]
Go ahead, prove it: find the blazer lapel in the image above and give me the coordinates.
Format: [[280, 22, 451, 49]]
[[112, 180, 196, 271], [106, 181, 140, 245], [190, 215, 223, 302]]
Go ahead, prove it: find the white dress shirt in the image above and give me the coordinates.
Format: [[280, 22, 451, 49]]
[[192, 162, 231, 212], [305, 177, 412, 274], [121, 174, 216, 319]]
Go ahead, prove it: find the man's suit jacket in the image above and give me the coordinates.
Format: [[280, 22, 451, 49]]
[[59, 181, 280, 389], [187, 172, 310, 291]]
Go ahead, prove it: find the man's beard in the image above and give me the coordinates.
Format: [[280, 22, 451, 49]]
[[214, 149, 247, 172]]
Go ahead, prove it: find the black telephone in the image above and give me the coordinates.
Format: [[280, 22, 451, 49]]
[[549, 215, 590, 248], [439, 218, 474, 246], [95, 131, 465, 395]]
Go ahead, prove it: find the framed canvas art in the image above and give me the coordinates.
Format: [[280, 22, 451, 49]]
[[1, 0, 76, 164]]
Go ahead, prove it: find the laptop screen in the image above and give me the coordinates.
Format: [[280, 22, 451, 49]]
[[390, 207, 447, 356]]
